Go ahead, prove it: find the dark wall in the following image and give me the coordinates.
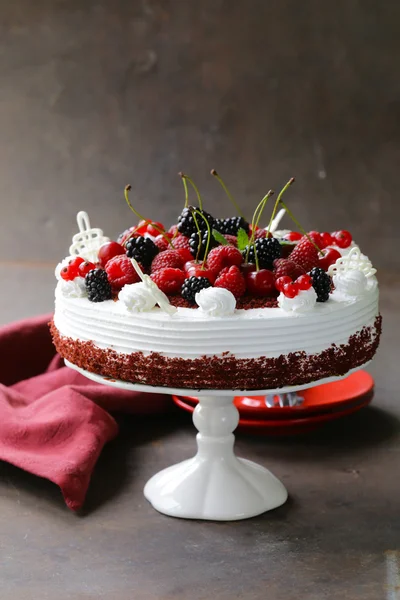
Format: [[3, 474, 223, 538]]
[[0, 0, 398, 270]]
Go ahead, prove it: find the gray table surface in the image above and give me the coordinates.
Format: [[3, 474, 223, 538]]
[[0, 266, 398, 600]]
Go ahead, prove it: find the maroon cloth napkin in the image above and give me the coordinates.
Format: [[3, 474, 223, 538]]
[[0, 314, 171, 510]]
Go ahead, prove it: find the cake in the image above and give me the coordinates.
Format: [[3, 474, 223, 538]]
[[51, 176, 381, 390]]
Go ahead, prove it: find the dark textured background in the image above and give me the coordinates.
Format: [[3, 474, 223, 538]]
[[0, 0, 399, 270]]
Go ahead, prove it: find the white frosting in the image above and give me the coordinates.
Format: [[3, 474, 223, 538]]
[[54, 281, 379, 360], [195, 287, 236, 317], [333, 271, 377, 299], [59, 277, 87, 298], [278, 287, 317, 313], [118, 282, 157, 312], [55, 256, 75, 281]]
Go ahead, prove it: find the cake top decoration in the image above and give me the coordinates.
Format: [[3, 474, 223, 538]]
[[130, 259, 177, 315], [69, 211, 110, 263], [328, 247, 376, 279]]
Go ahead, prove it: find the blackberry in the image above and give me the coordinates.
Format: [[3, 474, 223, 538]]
[[242, 237, 282, 269], [181, 276, 212, 304], [85, 269, 112, 303], [189, 230, 219, 259], [309, 267, 331, 302], [214, 216, 250, 236], [125, 235, 158, 267], [177, 207, 214, 237]]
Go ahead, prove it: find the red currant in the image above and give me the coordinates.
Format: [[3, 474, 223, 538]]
[[61, 256, 85, 280], [284, 231, 302, 242], [78, 261, 96, 277], [318, 247, 341, 271], [332, 230, 352, 249], [275, 275, 292, 292], [245, 269, 276, 297], [296, 274, 312, 290], [321, 232, 334, 247], [98, 241, 125, 268], [283, 282, 299, 298]]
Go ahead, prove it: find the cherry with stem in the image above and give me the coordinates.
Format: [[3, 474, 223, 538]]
[[124, 185, 174, 248], [210, 169, 245, 218]]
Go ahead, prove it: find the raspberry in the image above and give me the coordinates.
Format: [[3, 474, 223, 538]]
[[309, 267, 332, 302], [85, 269, 112, 302], [173, 235, 191, 252], [207, 246, 243, 275], [224, 235, 238, 246], [254, 229, 267, 239], [176, 247, 193, 263], [214, 265, 246, 298], [214, 216, 250, 236], [105, 255, 141, 290], [273, 258, 305, 281], [289, 236, 319, 272], [154, 234, 171, 252], [242, 238, 282, 270], [151, 268, 186, 295], [168, 224, 178, 236], [151, 249, 185, 273], [125, 235, 159, 267], [181, 276, 212, 304]]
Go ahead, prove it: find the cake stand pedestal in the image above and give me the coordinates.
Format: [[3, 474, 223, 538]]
[[66, 361, 357, 520]]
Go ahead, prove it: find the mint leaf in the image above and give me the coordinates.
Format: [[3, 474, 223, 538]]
[[237, 228, 250, 251], [212, 229, 228, 246]]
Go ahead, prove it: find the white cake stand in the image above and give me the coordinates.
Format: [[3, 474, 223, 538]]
[[65, 360, 362, 521]]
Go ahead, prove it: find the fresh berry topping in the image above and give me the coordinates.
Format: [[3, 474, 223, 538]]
[[150, 249, 185, 273], [125, 235, 159, 267], [105, 255, 141, 290], [242, 237, 282, 270], [296, 274, 312, 290], [223, 234, 238, 246], [176, 247, 193, 263], [309, 267, 332, 302], [60, 257, 85, 281], [214, 216, 250, 236], [184, 261, 216, 284], [289, 236, 319, 272], [189, 230, 218, 259], [207, 246, 243, 275], [332, 230, 352, 249], [241, 262, 256, 276], [321, 232, 334, 247], [181, 276, 212, 304], [253, 229, 268, 239], [307, 231, 324, 249], [283, 231, 302, 242], [168, 224, 178, 236], [275, 276, 292, 292], [151, 268, 186, 295], [78, 261, 96, 277], [117, 227, 135, 245], [273, 258, 305, 281], [146, 221, 165, 237], [154, 234, 171, 252], [214, 265, 246, 298], [173, 234, 192, 252], [318, 247, 341, 272], [98, 241, 125, 268], [283, 282, 299, 298], [177, 207, 214, 237], [85, 268, 112, 302], [245, 269, 276, 297]]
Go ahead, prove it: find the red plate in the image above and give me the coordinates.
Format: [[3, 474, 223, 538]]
[[178, 371, 374, 421], [171, 370, 374, 435]]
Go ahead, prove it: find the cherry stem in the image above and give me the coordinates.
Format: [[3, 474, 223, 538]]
[[180, 173, 203, 210], [191, 208, 212, 268], [211, 169, 245, 218], [245, 189, 274, 264], [124, 185, 174, 248], [267, 178, 295, 237], [278, 200, 322, 254], [179, 173, 190, 209]]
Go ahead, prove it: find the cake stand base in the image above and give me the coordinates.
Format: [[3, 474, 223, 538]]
[[65, 360, 366, 521]]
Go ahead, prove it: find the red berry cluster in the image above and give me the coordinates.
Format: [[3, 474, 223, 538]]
[[276, 274, 313, 299]]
